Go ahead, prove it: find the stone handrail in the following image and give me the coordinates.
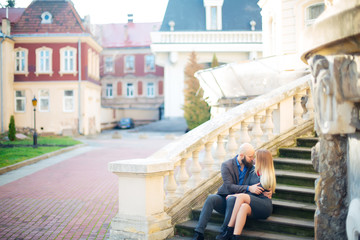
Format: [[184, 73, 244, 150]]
[[108, 74, 314, 240], [151, 31, 262, 44]]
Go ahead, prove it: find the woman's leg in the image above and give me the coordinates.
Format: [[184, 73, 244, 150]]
[[233, 203, 252, 235], [228, 194, 251, 227]]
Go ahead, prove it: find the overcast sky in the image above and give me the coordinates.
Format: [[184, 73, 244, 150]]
[[2, 0, 169, 24]]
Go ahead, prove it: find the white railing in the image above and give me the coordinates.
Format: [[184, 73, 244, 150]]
[[151, 31, 262, 44], [108, 75, 314, 240]]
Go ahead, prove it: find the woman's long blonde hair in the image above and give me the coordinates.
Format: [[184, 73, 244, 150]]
[[255, 149, 276, 193]]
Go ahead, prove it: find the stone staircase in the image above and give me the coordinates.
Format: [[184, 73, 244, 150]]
[[171, 137, 318, 240]]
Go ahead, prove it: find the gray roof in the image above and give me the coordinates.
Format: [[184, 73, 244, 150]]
[[160, 0, 262, 31]]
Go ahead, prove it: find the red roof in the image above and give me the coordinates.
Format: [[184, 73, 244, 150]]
[[96, 22, 161, 48], [0, 8, 25, 23], [11, 0, 86, 34]]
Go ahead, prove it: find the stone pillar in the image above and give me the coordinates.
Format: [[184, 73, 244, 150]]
[[312, 136, 348, 239], [108, 159, 173, 240], [308, 54, 360, 239]]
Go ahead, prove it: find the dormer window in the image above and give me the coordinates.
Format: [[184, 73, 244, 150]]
[[204, 0, 224, 30], [41, 11, 52, 24], [210, 7, 217, 30]]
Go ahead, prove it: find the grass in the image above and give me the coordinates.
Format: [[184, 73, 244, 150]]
[[0, 135, 82, 168]]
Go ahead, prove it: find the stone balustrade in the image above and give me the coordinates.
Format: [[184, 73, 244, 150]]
[[151, 31, 262, 44], [108, 74, 313, 240]]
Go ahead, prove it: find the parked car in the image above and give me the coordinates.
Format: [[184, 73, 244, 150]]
[[117, 118, 135, 129]]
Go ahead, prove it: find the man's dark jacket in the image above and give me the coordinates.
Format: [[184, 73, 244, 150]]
[[217, 155, 259, 195]]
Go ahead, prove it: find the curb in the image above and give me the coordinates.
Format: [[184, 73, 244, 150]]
[[0, 143, 87, 175]]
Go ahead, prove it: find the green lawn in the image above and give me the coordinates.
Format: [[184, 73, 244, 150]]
[[0, 136, 82, 168]]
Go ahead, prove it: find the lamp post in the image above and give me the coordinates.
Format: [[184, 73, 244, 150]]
[[32, 96, 37, 148]]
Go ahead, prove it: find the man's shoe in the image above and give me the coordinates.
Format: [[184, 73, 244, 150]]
[[216, 232, 226, 240], [216, 226, 234, 240], [192, 231, 204, 240]]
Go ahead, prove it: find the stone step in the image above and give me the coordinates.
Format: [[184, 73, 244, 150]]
[[275, 170, 318, 188], [272, 199, 315, 220], [278, 147, 312, 159], [175, 216, 314, 239], [296, 137, 319, 148], [274, 157, 316, 173], [274, 184, 315, 203]]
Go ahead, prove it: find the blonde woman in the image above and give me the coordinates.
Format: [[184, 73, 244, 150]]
[[219, 149, 276, 240]]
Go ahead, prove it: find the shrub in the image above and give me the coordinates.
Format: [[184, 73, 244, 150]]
[[8, 115, 16, 141]]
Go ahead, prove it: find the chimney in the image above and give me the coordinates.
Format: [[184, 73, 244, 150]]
[[124, 25, 129, 41], [127, 14, 133, 23], [2, 18, 11, 36]]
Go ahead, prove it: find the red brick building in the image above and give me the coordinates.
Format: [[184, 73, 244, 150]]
[[0, 0, 102, 135], [94, 19, 164, 124]]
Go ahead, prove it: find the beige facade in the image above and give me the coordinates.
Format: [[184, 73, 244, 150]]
[[0, 36, 14, 134], [13, 81, 101, 136], [259, 0, 325, 57]]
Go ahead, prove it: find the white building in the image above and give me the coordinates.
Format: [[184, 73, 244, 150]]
[[151, 0, 263, 119]]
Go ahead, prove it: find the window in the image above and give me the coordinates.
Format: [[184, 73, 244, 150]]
[[88, 49, 93, 77], [210, 6, 217, 30], [39, 89, 49, 112], [147, 82, 155, 98], [204, 0, 223, 30], [306, 3, 325, 26], [88, 49, 100, 80], [35, 47, 53, 76], [41, 11, 52, 24], [63, 90, 74, 112], [15, 90, 25, 112], [106, 83, 113, 98], [60, 47, 77, 76], [124, 55, 135, 73], [14, 48, 28, 75], [126, 83, 134, 97], [104, 56, 114, 73], [145, 55, 155, 72]]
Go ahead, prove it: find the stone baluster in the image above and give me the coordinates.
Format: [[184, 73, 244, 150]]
[[252, 112, 265, 148], [202, 138, 216, 178], [305, 88, 315, 120], [239, 118, 252, 145], [176, 155, 190, 197], [263, 105, 277, 142], [165, 169, 178, 206], [215, 131, 228, 170], [294, 92, 306, 125], [227, 124, 241, 158], [188, 149, 202, 188]]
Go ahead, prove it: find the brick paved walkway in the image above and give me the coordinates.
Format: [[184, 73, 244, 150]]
[[0, 133, 177, 240]]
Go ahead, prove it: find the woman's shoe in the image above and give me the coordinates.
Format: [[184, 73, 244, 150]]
[[217, 226, 234, 240]]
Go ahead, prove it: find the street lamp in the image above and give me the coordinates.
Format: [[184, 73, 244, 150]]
[[32, 96, 38, 148]]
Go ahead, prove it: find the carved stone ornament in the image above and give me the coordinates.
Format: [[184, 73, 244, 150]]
[[309, 55, 358, 135]]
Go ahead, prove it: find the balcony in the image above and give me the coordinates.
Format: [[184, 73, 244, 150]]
[[151, 31, 263, 52]]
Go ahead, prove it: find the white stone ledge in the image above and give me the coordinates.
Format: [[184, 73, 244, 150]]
[[108, 158, 173, 174]]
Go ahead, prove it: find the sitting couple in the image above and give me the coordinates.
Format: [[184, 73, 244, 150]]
[[193, 143, 276, 240]]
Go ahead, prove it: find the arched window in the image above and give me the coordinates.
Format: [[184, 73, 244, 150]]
[[305, 3, 325, 26]]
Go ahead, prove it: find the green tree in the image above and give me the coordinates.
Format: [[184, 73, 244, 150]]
[[5, 0, 15, 7], [8, 115, 16, 141], [183, 51, 211, 130], [211, 53, 219, 68]]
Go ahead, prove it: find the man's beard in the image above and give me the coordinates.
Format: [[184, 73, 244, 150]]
[[241, 157, 253, 168]]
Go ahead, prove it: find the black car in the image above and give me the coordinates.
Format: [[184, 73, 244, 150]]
[[117, 118, 135, 129]]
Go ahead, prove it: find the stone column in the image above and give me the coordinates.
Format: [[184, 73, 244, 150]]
[[312, 136, 348, 239], [308, 54, 359, 239]]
